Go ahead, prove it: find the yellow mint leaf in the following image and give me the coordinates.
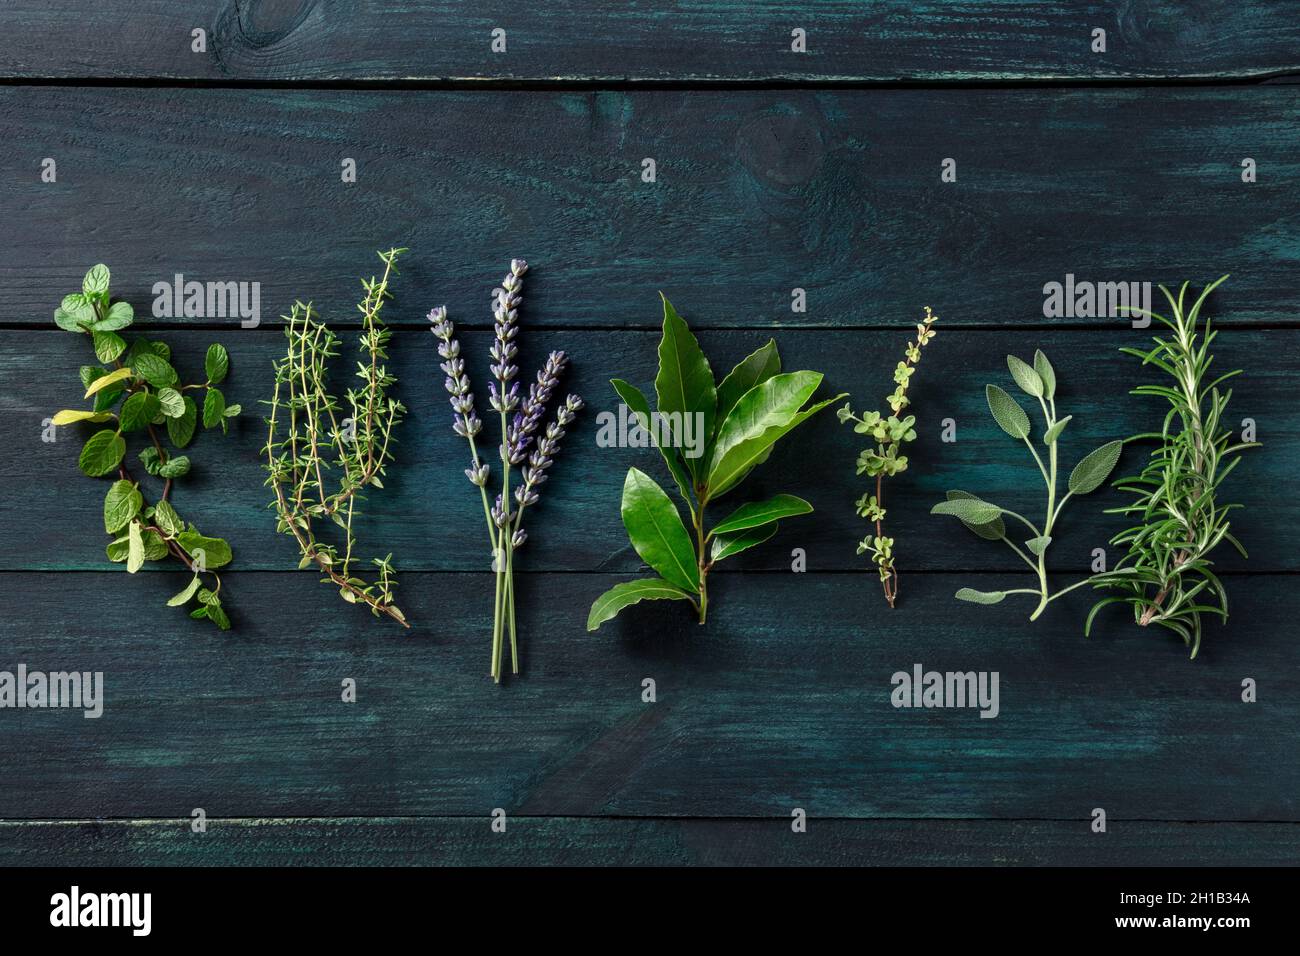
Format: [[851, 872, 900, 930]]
[[51, 409, 113, 425], [83, 365, 133, 398]]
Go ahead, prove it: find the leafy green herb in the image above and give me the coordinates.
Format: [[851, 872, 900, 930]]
[[263, 248, 409, 627], [588, 295, 843, 630], [47, 264, 238, 629], [838, 306, 938, 606], [1087, 277, 1259, 658], [931, 349, 1124, 620]]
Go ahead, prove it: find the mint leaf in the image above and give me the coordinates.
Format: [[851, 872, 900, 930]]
[[202, 387, 226, 428], [131, 352, 177, 388], [167, 575, 202, 607], [154, 499, 183, 536], [204, 344, 229, 384], [167, 395, 198, 448], [157, 386, 186, 418], [158, 455, 191, 478], [92, 330, 126, 363], [119, 391, 161, 432], [176, 531, 232, 569], [83, 264, 111, 297], [103, 480, 142, 533], [94, 301, 134, 331], [78, 429, 126, 477], [126, 520, 145, 573]]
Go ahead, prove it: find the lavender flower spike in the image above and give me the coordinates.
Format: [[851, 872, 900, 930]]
[[430, 305, 489, 489], [507, 350, 569, 465], [511, 393, 584, 534], [489, 263, 524, 394]]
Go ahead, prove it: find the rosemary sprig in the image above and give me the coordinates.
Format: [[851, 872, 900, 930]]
[[838, 306, 938, 606], [264, 248, 409, 626], [1087, 276, 1259, 658]]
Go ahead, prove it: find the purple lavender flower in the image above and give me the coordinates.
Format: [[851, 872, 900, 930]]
[[491, 493, 513, 528], [507, 350, 568, 465], [431, 305, 489, 491], [489, 266, 523, 394], [430, 306, 482, 432], [512, 394, 584, 522]]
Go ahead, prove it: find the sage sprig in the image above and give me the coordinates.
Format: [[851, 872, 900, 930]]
[[431, 259, 583, 682], [587, 295, 844, 630], [838, 306, 938, 606], [1087, 277, 1258, 658], [49, 264, 239, 629], [931, 350, 1124, 620], [264, 248, 408, 626]]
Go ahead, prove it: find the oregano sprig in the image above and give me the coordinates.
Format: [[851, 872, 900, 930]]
[[930, 350, 1125, 620], [49, 264, 239, 629], [1087, 277, 1259, 658], [838, 306, 938, 606], [264, 248, 409, 626]]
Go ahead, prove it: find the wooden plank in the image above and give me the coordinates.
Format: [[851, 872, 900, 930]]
[[2, 86, 1297, 330], [1, 2, 1298, 82], [0, 571, 1292, 820], [7, 328, 1287, 572], [0, 817, 1294, 867]]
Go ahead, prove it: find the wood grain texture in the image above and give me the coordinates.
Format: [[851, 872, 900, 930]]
[[1, 818, 1294, 867], [0, 571, 1293, 821], [2, 86, 1298, 330], [3, 328, 1286, 573], [1, 1, 1298, 82], [2, 6, 1296, 869]]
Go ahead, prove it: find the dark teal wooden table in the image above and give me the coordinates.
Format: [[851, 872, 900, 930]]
[[1, 2, 1297, 866]]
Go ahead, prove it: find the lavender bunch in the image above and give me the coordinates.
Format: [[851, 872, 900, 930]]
[[430, 259, 583, 682]]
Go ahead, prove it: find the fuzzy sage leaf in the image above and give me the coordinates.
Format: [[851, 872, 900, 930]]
[[986, 384, 1030, 439], [934, 350, 1122, 622]]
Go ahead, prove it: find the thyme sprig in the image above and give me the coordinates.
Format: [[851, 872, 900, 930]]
[[1087, 277, 1259, 658], [264, 248, 409, 626], [838, 306, 938, 606]]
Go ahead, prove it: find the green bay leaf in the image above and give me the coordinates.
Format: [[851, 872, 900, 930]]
[[611, 378, 693, 507], [711, 494, 811, 536], [710, 522, 779, 563], [653, 296, 716, 482], [587, 577, 696, 632], [715, 339, 781, 430], [620, 467, 699, 592]]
